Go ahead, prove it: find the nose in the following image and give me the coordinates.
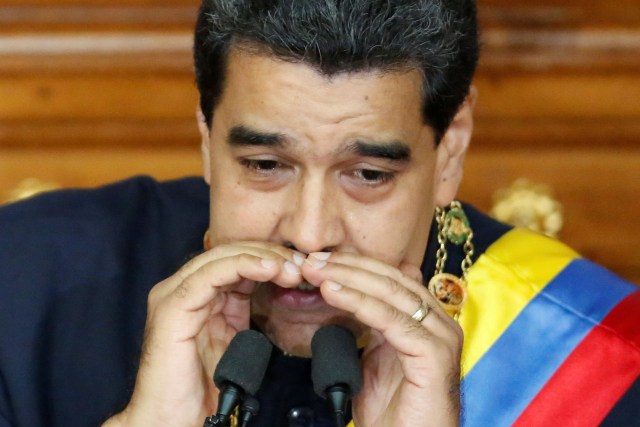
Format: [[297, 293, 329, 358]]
[[278, 173, 345, 254]]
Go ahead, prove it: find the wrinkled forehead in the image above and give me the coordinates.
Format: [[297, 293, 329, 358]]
[[230, 39, 423, 78], [217, 47, 425, 124], [211, 48, 431, 156]]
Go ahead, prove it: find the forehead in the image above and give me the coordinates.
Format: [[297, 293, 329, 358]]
[[214, 48, 427, 140]]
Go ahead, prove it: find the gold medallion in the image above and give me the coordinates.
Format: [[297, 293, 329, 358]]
[[445, 206, 471, 245], [428, 272, 467, 314]]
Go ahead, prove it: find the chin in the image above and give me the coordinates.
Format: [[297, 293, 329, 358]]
[[267, 322, 321, 357], [250, 282, 368, 357], [251, 310, 367, 358]]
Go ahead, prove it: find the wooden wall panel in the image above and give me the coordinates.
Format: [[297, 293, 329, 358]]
[[458, 148, 640, 283], [0, 76, 197, 120], [478, 0, 640, 28], [475, 74, 640, 120], [0, 120, 199, 147], [0, 0, 196, 5], [0, 146, 202, 190]]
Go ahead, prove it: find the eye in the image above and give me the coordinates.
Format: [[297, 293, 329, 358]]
[[350, 168, 396, 186], [240, 159, 282, 175]]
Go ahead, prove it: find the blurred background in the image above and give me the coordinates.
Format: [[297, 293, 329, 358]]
[[0, 0, 639, 283]]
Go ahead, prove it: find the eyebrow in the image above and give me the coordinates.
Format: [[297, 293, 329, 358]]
[[346, 140, 411, 162], [228, 124, 411, 162], [228, 125, 287, 148]]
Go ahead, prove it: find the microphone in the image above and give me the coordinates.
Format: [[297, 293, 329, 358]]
[[211, 330, 272, 426], [311, 325, 363, 427], [238, 396, 260, 427]]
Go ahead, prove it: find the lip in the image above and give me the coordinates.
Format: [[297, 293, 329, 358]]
[[270, 285, 326, 310]]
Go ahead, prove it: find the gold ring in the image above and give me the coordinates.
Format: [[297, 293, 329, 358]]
[[411, 303, 430, 323]]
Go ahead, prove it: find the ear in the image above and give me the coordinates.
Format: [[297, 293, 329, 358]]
[[197, 107, 212, 185], [433, 86, 477, 207]]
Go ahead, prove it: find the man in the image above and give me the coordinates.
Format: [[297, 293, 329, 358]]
[[0, 1, 638, 426]]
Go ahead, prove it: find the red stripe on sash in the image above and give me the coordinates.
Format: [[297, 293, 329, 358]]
[[513, 292, 640, 426]]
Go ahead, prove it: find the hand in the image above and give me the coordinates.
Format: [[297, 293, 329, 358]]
[[102, 242, 303, 427], [302, 252, 463, 427]]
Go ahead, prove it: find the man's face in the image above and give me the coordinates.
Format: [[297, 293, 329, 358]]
[[202, 48, 464, 356]]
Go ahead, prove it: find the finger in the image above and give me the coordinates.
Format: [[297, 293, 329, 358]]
[[147, 255, 283, 343], [188, 242, 300, 277], [153, 243, 302, 300], [398, 262, 424, 283], [221, 284, 255, 331], [315, 265, 462, 348], [303, 253, 453, 321], [306, 252, 429, 302], [234, 241, 306, 265], [319, 281, 447, 357], [304, 260, 425, 319], [169, 254, 301, 313]]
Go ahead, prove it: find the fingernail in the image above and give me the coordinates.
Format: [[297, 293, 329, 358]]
[[284, 260, 301, 275], [305, 257, 327, 270], [309, 252, 331, 261], [261, 258, 277, 269], [326, 280, 342, 291], [292, 252, 306, 266]]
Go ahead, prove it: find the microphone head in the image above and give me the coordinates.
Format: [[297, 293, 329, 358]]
[[311, 325, 363, 398], [213, 329, 273, 395]]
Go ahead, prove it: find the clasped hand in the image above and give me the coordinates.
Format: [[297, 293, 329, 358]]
[[103, 242, 463, 427]]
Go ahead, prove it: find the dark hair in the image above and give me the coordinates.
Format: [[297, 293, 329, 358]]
[[194, 0, 479, 143]]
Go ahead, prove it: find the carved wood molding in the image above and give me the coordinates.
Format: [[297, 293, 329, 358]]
[[0, 119, 199, 147], [480, 29, 640, 71], [0, 33, 193, 74], [0, 5, 197, 32], [1, 1, 638, 73], [2, 28, 638, 74]]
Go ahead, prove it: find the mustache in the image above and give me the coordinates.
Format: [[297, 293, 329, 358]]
[[256, 280, 317, 291]]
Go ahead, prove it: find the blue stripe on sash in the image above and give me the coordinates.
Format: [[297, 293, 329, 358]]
[[461, 259, 636, 427]]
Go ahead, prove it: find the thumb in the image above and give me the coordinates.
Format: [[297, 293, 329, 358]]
[[221, 279, 256, 331], [398, 263, 423, 284]]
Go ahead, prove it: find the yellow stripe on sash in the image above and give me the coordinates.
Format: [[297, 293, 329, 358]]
[[459, 228, 579, 377]]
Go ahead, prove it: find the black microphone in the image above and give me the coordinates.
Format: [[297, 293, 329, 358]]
[[311, 325, 363, 427], [212, 330, 272, 426], [238, 395, 260, 427]]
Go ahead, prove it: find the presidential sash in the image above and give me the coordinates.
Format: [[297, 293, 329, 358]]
[[460, 228, 639, 426]]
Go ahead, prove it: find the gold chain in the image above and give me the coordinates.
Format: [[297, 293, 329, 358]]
[[461, 230, 474, 281], [428, 201, 474, 321], [434, 206, 448, 275]]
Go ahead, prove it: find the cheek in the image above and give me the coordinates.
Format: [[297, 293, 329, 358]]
[[349, 192, 432, 266], [208, 174, 282, 245]]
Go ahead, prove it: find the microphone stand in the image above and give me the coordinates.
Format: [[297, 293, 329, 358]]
[[202, 414, 230, 427], [327, 384, 349, 427]]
